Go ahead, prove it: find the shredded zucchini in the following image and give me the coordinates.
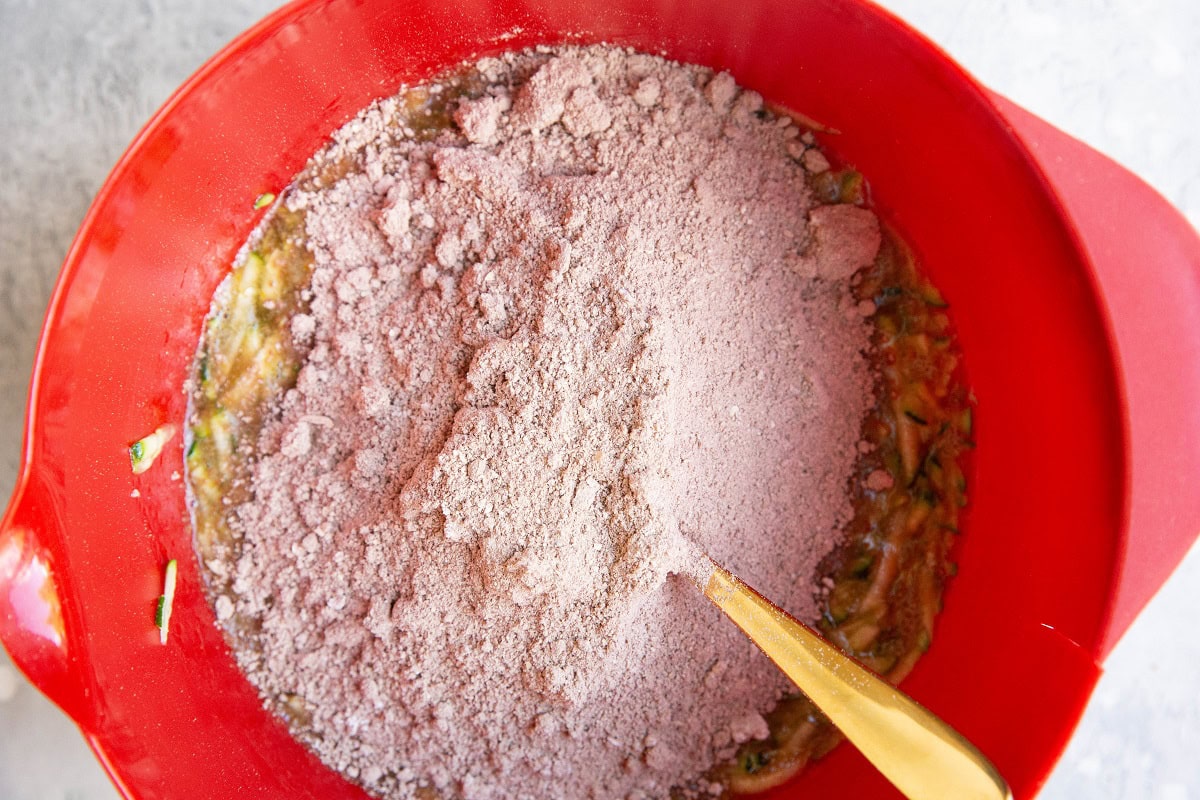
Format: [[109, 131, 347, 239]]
[[156, 559, 178, 645], [129, 424, 177, 474], [188, 204, 313, 561]]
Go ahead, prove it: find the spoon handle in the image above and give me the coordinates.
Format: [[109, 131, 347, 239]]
[[703, 563, 1012, 800]]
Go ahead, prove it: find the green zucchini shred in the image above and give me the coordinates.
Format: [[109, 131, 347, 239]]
[[848, 554, 874, 579], [921, 284, 948, 308], [156, 559, 178, 645], [740, 749, 772, 775], [838, 170, 864, 204], [129, 424, 177, 474]]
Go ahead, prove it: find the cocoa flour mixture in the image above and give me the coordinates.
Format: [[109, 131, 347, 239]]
[[207, 45, 881, 800]]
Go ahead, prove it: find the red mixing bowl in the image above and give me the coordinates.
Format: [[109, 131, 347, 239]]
[[2, 0, 1199, 798]]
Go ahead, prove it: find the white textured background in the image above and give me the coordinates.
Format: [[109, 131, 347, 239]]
[[1, 1, 1197, 798]]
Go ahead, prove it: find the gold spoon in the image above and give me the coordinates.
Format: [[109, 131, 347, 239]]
[[693, 556, 1012, 800]]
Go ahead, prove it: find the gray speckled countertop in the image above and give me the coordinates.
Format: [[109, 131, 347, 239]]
[[1, 1, 1198, 797]]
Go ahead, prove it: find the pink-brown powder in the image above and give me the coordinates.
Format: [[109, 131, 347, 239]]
[[218, 45, 880, 800]]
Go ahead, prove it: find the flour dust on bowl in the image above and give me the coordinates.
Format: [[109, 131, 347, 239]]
[[0, 2, 1198, 800]]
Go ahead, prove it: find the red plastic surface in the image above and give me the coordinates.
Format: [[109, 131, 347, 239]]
[[0, 0, 1195, 798], [986, 93, 1200, 660]]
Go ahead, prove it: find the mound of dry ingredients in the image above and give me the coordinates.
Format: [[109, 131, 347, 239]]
[[221, 46, 881, 799]]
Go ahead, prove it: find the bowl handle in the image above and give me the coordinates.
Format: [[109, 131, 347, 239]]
[[0, 466, 94, 727], [987, 91, 1200, 660]]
